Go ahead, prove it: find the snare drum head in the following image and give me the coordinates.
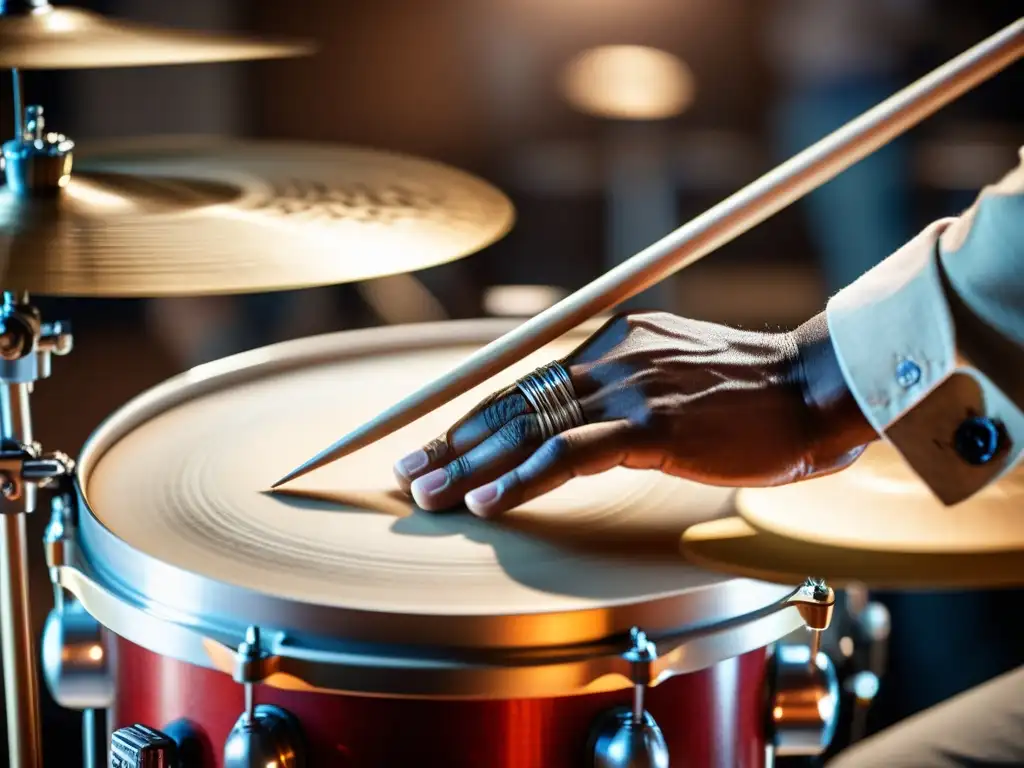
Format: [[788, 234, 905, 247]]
[[78, 320, 792, 648]]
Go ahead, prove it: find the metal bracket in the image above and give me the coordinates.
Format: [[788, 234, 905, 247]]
[[0, 439, 74, 511], [0, 295, 72, 383], [232, 626, 281, 686], [787, 578, 835, 658]]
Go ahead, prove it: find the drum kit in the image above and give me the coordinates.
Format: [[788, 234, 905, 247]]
[[0, 2, 1018, 767]]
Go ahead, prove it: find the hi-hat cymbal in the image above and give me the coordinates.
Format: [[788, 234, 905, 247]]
[[737, 442, 1024, 554], [0, 3, 312, 69], [0, 137, 515, 297], [680, 516, 1024, 589]]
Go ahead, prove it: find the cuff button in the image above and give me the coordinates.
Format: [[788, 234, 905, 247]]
[[895, 359, 922, 388], [954, 417, 1002, 466]]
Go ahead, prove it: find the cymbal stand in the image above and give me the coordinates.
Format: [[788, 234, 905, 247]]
[[0, 78, 76, 768], [840, 583, 891, 745]]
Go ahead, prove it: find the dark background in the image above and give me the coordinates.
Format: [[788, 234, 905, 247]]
[[0, 0, 1022, 764]]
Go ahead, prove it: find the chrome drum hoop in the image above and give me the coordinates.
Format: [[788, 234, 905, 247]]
[[54, 531, 807, 699]]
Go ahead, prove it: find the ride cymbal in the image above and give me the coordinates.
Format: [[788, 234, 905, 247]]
[[678, 442, 1024, 589], [0, 137, 515, 297], [0, 2, 312, 69], [680, 516, 1024, 589], [737, 442, 1024, 554]]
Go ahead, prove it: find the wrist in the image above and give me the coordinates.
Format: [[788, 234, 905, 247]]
[[790, 312, 878, 449]]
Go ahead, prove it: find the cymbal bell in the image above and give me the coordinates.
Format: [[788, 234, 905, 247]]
[[680, 516, 1024, 590], [0, 136, 515, 297], [0, 2, 313, 70]]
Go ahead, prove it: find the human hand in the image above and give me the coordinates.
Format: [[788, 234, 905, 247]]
[[393, 311, 877, 518]]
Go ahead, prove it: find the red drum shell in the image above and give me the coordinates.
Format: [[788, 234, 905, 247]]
[[113, 637, 769, 768]]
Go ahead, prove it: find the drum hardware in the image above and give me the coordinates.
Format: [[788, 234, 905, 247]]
[[2, 104, 73, 195], [763, 579, 839, 766], [837, 585, 891, 745], [53, 530, 809, 699], [42, 493, 114, 768], [0, 97, 77, 768], [109, 721, 207, 768], [587, 627, 670, 768], [40, 590, 111, 768], [223, 626, 306, 768], [764, 643, 840, 764], [40, 597, 113, 715], [788, 578, 836, 659], [110, 724, 180, 768]]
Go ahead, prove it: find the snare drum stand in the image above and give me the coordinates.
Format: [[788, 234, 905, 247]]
[[0, 77, 77, 768]]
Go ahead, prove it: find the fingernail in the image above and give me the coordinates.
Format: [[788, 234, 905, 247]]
[[411, 468, 447, 499], [466, 482, 500, 513], [396, 450, 429, 477]]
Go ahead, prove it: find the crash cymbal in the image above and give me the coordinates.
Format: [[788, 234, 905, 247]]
[[0, 136, 515, 297], [0, 2, 312, 69], [736, 442, 1024, 554], [680, 516, 1024, 589]]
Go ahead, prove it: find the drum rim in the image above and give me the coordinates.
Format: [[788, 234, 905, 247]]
[[74, 318, 796, 653]]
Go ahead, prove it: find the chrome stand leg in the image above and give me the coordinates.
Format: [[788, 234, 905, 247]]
[[0, 382, 43, 768], [83, 709, 106, 768]]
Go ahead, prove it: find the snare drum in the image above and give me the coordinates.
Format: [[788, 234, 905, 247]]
[[48, 320, 837, 767]]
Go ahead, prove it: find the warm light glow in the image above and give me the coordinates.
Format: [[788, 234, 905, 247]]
[[87, 645, 104, 662], [484, 284, 567, 317], [63, 181, 134, 211], [561, 45, 695, 120], [838, 636, 854, 658]]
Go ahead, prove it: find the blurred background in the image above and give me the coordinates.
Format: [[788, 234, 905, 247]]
[[1, 0, 1023, 763]]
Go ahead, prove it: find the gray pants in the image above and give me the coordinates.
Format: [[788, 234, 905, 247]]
[[829, 666, 1024, 766]]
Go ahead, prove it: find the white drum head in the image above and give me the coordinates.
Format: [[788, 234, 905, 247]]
[[78, 320, 793, 650]]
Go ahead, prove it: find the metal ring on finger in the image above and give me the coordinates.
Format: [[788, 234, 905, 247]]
[[515, 361, 586, 441]]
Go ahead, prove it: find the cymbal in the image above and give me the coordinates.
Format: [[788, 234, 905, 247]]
[[737, 443, 1024, 554], [680, 516, 1024, 589], [0, 137, 515, 297], [0, 3, 312, 69]]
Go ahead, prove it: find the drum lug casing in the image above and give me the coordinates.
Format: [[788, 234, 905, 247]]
[[765, 643, 840, 757], [223, 626, 306, 768], [42, 490, 115, 712], [41, 597, 114, 711], [587, 627, 670, 768]]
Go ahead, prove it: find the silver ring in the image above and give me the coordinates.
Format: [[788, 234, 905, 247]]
[[515, 361, 586, 440]]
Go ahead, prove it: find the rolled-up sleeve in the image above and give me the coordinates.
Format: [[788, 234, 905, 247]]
[[826, 148, 1024, 505]]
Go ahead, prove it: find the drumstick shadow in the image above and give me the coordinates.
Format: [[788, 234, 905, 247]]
[[267, 485, 731, 600], [265, 487, 414, 518]]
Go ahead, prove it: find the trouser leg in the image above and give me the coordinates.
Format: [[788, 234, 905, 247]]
[[828, 665, 1024, 767]]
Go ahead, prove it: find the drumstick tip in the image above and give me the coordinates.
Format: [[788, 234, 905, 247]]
[[271, 440, 348, 487]]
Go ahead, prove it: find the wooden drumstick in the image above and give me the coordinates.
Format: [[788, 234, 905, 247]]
[[274, 18, 1024, 488]]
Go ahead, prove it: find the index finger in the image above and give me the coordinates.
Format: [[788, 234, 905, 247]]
[[393, 384, 532, 492]]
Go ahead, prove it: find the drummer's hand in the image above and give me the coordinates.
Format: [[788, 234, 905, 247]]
[[393, 311, 878, 517]]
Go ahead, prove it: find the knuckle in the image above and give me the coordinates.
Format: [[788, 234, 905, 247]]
[[445, 454, 474, 485], [424, 436, 450, 463], [483, 392, 529, 432], [495, 415, 538, 451]]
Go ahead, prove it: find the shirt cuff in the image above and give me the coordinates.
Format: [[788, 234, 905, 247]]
[[826, 219, 1024, 505]]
